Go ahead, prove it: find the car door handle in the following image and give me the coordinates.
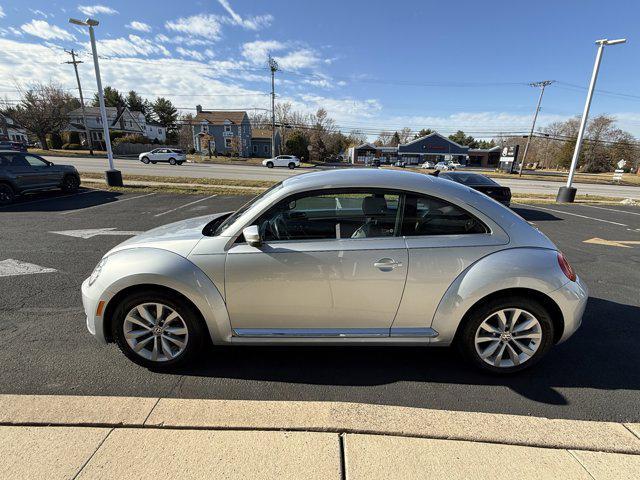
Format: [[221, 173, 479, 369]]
[[374, 258, 403, 270]]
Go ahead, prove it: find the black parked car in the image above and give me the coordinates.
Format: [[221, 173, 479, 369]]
[[0, 150, 81, 205], [439, 171, 511, 206], [0, 141, 27, 152]]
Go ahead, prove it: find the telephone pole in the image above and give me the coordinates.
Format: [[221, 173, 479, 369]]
[[268, 55, 279, 157], [518, 80, 554, 176], [64, 49, 93, 155]]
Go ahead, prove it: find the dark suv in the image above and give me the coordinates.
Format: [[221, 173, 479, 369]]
[[0, 151, 81, 205]]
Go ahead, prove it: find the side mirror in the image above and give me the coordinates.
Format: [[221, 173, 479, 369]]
[[243, 225, 262, 247]]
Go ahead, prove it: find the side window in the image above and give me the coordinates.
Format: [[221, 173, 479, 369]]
[[254, 190, 401, 242], [23, 155, 48, 167], [402, 194, 488, 236]]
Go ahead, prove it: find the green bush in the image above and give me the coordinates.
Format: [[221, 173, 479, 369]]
[[61, 143, 82, 150], [112, 134, 149, 146], [46, 133, 63, 149]]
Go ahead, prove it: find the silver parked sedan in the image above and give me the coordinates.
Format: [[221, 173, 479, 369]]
[[82, 169, 587, 373]]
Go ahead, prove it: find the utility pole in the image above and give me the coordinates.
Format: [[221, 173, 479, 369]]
[[518, 80, 554, 176], [268, 55, 279, 157], [64, 49, 93, 155], [557, 38, 626, 202]]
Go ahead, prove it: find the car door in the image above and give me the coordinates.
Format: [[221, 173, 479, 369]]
[[1, 153, 41, 190], [23, 154, 61, 187], [224, 189, 409, 336]]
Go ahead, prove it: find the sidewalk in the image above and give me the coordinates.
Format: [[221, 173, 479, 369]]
[[1, 394, 639, 479]]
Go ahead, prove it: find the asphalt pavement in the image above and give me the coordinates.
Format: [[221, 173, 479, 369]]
[[44, 155, 640, 199], [1, 188, 639, 422]]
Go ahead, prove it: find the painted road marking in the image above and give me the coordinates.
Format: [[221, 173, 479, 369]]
[[50, 228, 142, 239], [583, 238, 640, 248], [0, 189, 101, 210], [0, 259, 57, 277], [60, 192, 156, 215], [516, 204, 628, 227], [578, 204, 640, 217], [154, 194, 217, 217]]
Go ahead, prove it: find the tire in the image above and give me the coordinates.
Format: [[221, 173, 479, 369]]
[[111, 289, 206, 370], [61, 174, 80, 193], [141, 157, 150, 164], [0, 183, 15, 205], [266, 161, 274, 168], [151, 161, 157, 164], [177, 161, 184, 166], [169, 158, 176, 165], [457, 296, 555, 374], [288, 162, 295, 169]]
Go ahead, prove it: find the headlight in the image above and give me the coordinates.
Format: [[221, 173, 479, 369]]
[[88, 256, 108, 286]]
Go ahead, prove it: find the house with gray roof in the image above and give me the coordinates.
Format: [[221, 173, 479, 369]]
[[66, 106, 146, 146], [191, 106, 252, 157]]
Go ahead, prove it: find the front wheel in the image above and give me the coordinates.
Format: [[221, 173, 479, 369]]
[[458, 296, 554, 374], [141, 157, 150, 164], [288, 162, 295, 169], [61, 175, 80, 193], [266, 161, 274, 168], [112, 290, 205, 370]]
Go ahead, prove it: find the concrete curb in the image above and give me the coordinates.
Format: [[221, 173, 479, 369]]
[[80, 177, 266, 191], [1, 394, 639, 455]]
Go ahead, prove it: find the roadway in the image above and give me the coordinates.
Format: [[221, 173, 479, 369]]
[[1, 189, 639, 422], [44, 155, 640, 200]]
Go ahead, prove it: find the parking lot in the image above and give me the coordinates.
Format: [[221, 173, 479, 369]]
[[1, 188, 639, 423]]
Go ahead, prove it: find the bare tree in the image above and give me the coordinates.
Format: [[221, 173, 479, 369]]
[[2, 82, 79, 150], [375, 131, 393, 146], [398, 127, 413, 144]]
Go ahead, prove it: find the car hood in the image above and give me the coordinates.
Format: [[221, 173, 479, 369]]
[[106, 212, 230, 257]]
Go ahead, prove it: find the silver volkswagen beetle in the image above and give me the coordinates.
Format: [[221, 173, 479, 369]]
[[82, 169, 587, 373]]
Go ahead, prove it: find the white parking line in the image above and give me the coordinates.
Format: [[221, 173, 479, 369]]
[[515, 203, 629, 227], [0, 189, 100, 210], [577, 204, 640, 217], [60, 192, 156, 215], [154, 194, 217, 217]]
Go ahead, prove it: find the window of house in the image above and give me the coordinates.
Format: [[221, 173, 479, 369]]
[[252, 145, 258, 153], [224, 125, 231, 132], [225, 138, 232, 148], [401, 194, 488, 236], [253, 190, 401, 242], [264, 145, 269, 154]]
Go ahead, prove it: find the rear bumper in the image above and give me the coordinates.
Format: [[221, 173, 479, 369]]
[[547, 275, 589, 343]]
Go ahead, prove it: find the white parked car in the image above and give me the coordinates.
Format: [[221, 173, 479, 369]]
[[139, 148, 186, 166], [435, 162, 453, 171], [449, 160, 463, 169], [420, 161, 435, 169], [263, 155, 300, 169]]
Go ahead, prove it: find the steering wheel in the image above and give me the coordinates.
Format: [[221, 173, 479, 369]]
[[271, 214, 290, 240]]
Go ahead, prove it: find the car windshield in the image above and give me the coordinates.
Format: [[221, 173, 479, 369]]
[[212, 181, 284, 236], [443, 173, 497, 186]]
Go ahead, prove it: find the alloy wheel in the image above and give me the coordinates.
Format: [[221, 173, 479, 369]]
[[123, 303, 189, 362], [474, 308, 542, 368]]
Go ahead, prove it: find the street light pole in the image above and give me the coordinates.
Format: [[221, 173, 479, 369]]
[[518, 80, 554, 177], [556, 38, 626, 202], [69, 17, 123, 187], [268, 55, 279, 158]]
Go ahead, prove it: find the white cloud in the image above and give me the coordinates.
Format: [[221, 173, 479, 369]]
[[0, 6, 5, 18], [29, 9, 49, 18], [91, 35, 170, 57], [175, 47, 204, 61], [9, 27, 23, 36], [77, 5, 119, 16], [241, 40, 285, 64], [126, 21, 152, 33], [276, 48, 322, 70], [217, 0, 273, 30], [20, 20, 75, 41], [165, 15, 222, 40]]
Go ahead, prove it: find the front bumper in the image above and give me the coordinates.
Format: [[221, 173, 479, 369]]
[[547, 275, 589, 343], [81, 277, 110, 344]]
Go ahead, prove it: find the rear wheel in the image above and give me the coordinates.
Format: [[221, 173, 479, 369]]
[[141, 157, 150, 164], [288, 162, 295, 169], [266, 161, 274, 168], [61, 174, 80, 193], [0, 183, 15, 205], [177, 161, 184, 166], [151, 161, 157, 164], [458, 296, 554, 374], [112, 289, 205, 370], [169, 158, 176, 165]]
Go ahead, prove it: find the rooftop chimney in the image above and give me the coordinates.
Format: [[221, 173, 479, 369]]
[[196, 105, 202, 114]]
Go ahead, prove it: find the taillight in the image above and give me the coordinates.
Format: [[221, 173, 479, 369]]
[[557, 251, 576, 282]]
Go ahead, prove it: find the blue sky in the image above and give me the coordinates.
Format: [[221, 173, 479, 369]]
[[0, 0, 638, 138]]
